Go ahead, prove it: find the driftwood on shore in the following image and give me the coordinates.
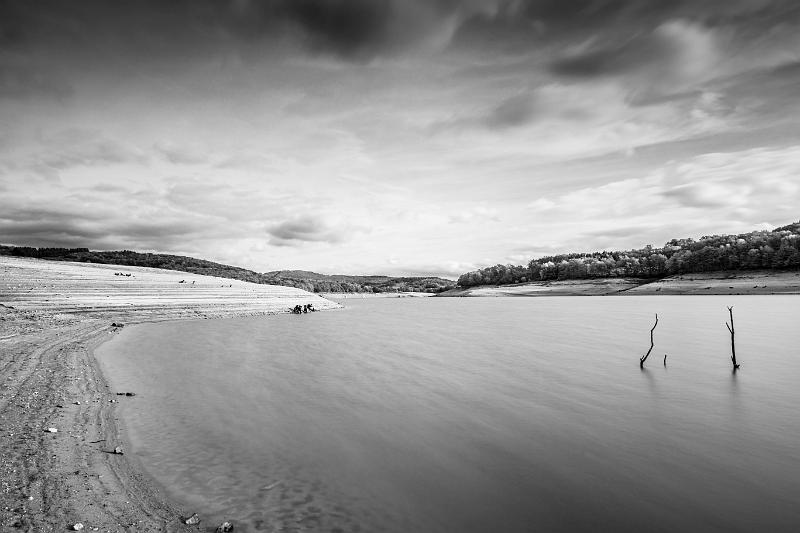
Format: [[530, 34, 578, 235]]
[[291, 303, 316, 314], [726, 306, 740, 370], [639, 313, 658, 368]]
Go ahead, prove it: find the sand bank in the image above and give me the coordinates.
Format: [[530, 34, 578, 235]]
[[320, 291, 435, 299], [0, 256, 338, 531], [438, 270, 800, 297]]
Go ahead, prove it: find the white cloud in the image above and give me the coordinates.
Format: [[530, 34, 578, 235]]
[[513, 145, 800, 257]]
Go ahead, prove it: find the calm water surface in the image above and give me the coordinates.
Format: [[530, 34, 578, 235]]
[[97, 296, 800, 532]]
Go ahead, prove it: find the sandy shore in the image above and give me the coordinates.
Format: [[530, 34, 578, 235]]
[[438, 270, 800, 297], [320, 291, 435, 299], [0, 256, 338, 532]]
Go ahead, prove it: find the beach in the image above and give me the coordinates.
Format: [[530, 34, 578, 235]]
[[0, 256, 337, 532], [439, 270, 800, 297]]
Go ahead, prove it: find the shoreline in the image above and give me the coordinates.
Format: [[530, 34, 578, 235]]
[[321, 291, 435, 299], [1, 257, 339, 531], [437, 270, 800, 297], [0, 310, 187, 532]]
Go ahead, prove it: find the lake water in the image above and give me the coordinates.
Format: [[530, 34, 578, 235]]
[[96, 296, 800, 532]]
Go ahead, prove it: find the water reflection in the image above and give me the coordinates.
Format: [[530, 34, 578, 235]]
[[98, 296, 800, 533]]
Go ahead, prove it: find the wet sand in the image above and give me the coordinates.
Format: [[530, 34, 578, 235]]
[[0, 256, 338, 532]]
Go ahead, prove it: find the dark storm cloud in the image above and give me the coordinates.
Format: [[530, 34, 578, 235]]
[[456, 0, 800, 62], [275, 0, 395, 58], [0, 198, 211, 251], [1, 132, 148, 181], [0, 64, 72, 100], [0, 204, 106, 224], [154, 142, 209, 165], [583, 225, 654, 239], [429, 92, 540, 133], [267, 216, 347, 246], [546, 21, 713, 87], [0, 220, 108, 248], [506, 0, 792, 29], [572, 3, 795, 67], [660, 184, 731, 209], [528, 0, 794, 32], [3, 0, 799, 66], [549, 43, 647, 78], [38, 139, 146, 170], [0, 0, 473, 62], [724, 61, 800, 116], [208, 0, 490, 59], [483, 94, 537, 129], [0, 201, 112, 247]]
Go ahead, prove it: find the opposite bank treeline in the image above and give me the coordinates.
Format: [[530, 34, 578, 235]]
[[457, 220, 800, 287]]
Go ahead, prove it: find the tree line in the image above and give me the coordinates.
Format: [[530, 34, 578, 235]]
[[260, 272, 453, 294], [457, 220, 800, 287]]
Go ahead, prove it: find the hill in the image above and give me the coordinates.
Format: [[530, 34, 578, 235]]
[[0, 255, 337, 318], [261, 270, 454, 293], [0, 246, 454, 294], [456, 220, 800, 288]]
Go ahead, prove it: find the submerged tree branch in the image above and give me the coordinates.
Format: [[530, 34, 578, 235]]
[[640, 313, 658, 368], [727, 306, 740, 370]]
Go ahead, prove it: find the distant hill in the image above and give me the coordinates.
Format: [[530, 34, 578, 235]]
[[0, 246, 454, 294], [457, 220, 800, 288], [261, 270, 454, 293]]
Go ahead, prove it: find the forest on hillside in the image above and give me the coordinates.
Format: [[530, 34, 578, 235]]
[[0, 247, 454, 293], [457, 221, 800, 288], [260, 270, 453, 294]]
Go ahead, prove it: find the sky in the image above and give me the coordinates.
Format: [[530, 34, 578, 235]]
[[1, 0, 800, 279]]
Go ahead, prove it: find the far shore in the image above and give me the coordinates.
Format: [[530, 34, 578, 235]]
[[437, 270, 800, 297], [321, 291, 435, 299], [0, 256, 338, 532]]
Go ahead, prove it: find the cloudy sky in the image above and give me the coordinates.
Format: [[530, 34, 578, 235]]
[[2, 1, 799, 278]]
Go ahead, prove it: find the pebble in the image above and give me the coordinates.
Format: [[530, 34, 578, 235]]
[[45, 427, 58, 433], [114, 446, 124, 455], [73, 523, 84, 531], [184, 513, 200, 525], [216, 521, 234, 532]]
